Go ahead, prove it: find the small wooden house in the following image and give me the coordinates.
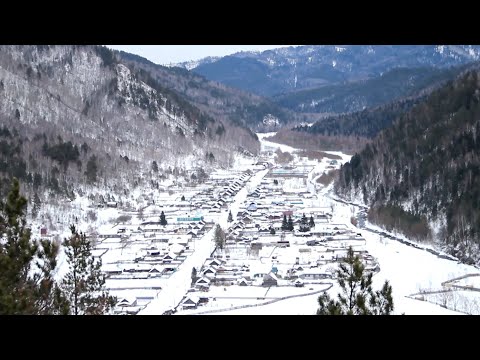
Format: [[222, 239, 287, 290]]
[[181, 296, 200, 310], [262, 272, 278, 287]]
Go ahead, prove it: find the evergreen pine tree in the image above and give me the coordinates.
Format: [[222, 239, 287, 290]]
[[160, 211, 167, 226], [33, 173, 42, 189], [270, 227, 276, 235], [152, 161, 159, 173], [34, 239, 70, 315], [301, 213, 308, 225], [85, 155, 98, 184], [287, 215, 294, 231], [0, 178, 67, 314], [181, 195, 185, 201], [191, 267, 197, 285], [309, 215, 315, 228], [299, 213, 310, 232], [214, 224, 225, 250], [32, 192, 41, 218], [61, 225, 116, 315], [281, 214, 288, 231], [228, 211, 233, 222], [317, 247, 393, 315]]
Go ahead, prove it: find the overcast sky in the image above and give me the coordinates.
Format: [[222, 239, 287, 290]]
[[106, 45, 292, 65]]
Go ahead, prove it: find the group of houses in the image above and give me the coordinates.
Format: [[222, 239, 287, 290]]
[[95, 169, 256, 313]]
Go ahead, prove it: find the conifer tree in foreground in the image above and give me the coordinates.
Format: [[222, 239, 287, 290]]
[[0, 178, 68, 314], [228, 211, 233, 222], [62, 225, 116, 315], [317, 246, 393, 315]]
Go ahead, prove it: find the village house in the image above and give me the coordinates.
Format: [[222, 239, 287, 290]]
[[298, 269, 332, 281], [116, 296, 137, 307], [202, 266, 218, 277], [262, 272, 278, 287], [238, 277, 249, 286], [180, 295, 200, 310], [195, 277, 211, 288], [207, 258, 224, 267]]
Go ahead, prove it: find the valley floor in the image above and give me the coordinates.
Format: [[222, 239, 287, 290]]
[[46, 132, 480, 315]]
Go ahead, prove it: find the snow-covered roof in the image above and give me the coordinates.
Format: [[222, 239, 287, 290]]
[[202, 266, 217, 274], [169, 243, 185, 254], [149, 265, 163, 273], [117, 296, 137, 306], [182, 295, 199, 304], [196, 277, 211, 285]]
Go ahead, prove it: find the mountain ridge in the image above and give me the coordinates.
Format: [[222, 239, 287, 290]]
[[334, 67, 480, 264], [0, 45, 259, 204], [116, 50, 297, 131], [188, 45, 480, 98]]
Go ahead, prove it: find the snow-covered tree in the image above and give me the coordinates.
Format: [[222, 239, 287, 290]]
[[0, 178, 68, 314], [317, 247, 393, 315], [281, 214, 288, 231], [214, 225, 226, 250], [160, 211, 167, 226], [61, 225, 116, 315]]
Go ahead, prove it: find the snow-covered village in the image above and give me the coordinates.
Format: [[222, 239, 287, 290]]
[[3, 45, 480, 316], [37, 133, 477, 315]]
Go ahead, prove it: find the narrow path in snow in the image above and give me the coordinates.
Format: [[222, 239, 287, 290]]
[[186, 283, 333, 315]]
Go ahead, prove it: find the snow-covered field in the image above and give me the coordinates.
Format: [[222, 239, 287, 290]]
[[176, 284, 332, 315]]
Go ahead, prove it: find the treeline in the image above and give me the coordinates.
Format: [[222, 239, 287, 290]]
[[267, 128, 368, 154], [0, 123, 102, 202], [335, 69, 480, 264], [42, 138, 80, 169], [0, 126, 28, 197], [274, 66, 463, 114], [295, 97, 420, 139], [229, 101, 291, 130], [367, 205, 432, 242]]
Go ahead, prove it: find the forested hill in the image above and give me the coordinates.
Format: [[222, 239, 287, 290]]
[[274, 66, 463, 115], [116, 50, 295, 131], [335, 68, 480, 264], [0, 45, 259, 203], [294, 97, 420, 139]]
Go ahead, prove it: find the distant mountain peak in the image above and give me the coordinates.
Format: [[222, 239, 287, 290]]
[[190, 45, 480, 97], [173, 56, 220, 70]]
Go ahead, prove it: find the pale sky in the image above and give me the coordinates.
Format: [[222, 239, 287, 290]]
[[106, 45, 292, 65]]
